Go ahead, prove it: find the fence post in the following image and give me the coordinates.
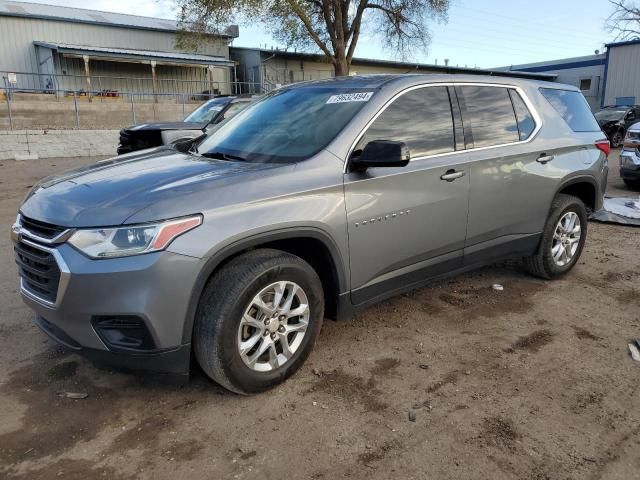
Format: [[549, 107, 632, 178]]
[[130, 94, 136, 125], [6, 87, 13, 130], [3, 77, 14, 130], [73, 91, 79, 129], [181, 93, 185, 118]]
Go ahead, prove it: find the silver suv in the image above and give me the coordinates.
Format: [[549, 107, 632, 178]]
[[12, 75, 608, 394]]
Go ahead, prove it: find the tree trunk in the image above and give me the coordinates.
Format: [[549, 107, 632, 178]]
[[333, 48, 350, 77]]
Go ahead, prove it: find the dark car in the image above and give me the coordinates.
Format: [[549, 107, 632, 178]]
[[594, 105, 640, 148], [117, 95, 255, 154]]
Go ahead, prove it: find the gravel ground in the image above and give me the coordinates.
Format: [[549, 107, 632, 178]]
[[0, 151, 639, 479]]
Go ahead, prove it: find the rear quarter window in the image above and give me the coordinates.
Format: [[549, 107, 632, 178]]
[[540, 88, 600, 132], [509, 90, 536, 141]]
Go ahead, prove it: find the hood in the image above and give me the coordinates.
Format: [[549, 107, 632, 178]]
[[20, 149, 278, 227], [597, 119, 622, 129], [123, 121, 208, 132]]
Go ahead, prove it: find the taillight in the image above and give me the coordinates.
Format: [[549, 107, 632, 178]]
[[595, 139, 610, 157]]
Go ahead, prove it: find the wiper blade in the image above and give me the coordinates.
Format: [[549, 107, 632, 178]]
[[200, 151, 247, 162]]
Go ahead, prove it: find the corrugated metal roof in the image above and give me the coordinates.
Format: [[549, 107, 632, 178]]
[[35, 41, 235, 66], [0, 0, 238, 37]]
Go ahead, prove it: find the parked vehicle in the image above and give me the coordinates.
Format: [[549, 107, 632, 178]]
[[594, 105, 640, 148], [12, 75, 608, 394], [619, 121, 640, 189], [117, 95, 255, 154]]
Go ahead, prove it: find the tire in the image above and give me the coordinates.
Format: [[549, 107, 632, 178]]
[[193, 249, 324, 394], [623, 178, 640, 190], [611, 130, 624, 149], [523, 194, 588, 280]]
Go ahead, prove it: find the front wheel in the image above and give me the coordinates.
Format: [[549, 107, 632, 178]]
[[193, 249, 324, 394], [523, 194, 588, 279], [611, 130, 624, 148]]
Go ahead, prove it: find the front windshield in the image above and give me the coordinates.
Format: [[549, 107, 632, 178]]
[[594, 109, 626, 121], [184, 98, 229, 123], [196, 87, 377, 163]]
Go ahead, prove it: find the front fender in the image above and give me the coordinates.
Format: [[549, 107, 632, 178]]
[[179, 227, 348, 344]]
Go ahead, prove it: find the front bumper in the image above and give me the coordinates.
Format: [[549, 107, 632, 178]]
[[16, 240, 205, 377], [620, 150, 640, 180]]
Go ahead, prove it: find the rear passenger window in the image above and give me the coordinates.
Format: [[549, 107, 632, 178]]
[[540, 88, 600, 132], [509, 90, 536, 140], [457, 86, 519, 148], [358, 86, 454, 158]]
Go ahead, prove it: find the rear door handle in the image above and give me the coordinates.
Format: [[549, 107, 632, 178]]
[[440, 169, 466, 182], [537, 154, 555, 164]]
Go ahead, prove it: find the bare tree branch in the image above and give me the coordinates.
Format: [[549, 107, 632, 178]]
[[176, 0, 449, 75], [607, 0, 640, 40]]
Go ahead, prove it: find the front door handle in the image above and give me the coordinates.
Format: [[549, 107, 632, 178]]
[[440, 169, 466, 182], [537, 154, 555, 164]]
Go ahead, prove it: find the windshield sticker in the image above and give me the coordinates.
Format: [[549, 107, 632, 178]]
[[326, 92, 374, 104]]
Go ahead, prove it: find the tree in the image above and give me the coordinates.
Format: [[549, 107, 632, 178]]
[[607, 0, 640, 40], [176, 0, 450, 76]]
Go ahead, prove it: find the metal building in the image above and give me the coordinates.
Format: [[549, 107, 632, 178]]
[[496, 54, 606, 110], [0, 0, 238, 96], [230, 46, 557, 92], [601, 39, 640, 107]]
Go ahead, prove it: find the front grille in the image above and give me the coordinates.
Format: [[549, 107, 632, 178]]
[[20, 215, 66, 240], [14, 241, 61, 304], [118, 129, 161, 154]]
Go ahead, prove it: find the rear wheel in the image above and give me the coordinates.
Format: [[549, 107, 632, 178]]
[[193, 249, 324, 394], [523, 194, 587, 279]]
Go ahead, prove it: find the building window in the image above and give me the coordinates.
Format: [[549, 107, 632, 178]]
[[579, 78, 592, 91]]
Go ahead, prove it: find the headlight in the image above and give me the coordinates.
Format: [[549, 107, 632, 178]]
[[68, 215, 202, 258]]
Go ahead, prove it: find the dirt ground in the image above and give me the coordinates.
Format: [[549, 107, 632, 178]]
[[0, 152, 639, 480]]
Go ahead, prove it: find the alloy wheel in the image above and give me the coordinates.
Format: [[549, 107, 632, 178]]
[[237, 281, 310, 372], [551, 211, 581, 267]]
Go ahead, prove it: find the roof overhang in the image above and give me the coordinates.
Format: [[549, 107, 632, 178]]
[[605, 39, 640, 48], [230, 47, 557, 81], [34, 41, 235, 68]]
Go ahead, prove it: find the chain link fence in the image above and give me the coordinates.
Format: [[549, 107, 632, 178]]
[[1, 71, 267, 130]]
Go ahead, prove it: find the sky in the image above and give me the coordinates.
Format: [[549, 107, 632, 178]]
[[23, 0, 619, 68]]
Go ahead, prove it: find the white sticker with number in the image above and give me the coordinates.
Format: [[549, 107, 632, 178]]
[[326, 92, 374, 104]]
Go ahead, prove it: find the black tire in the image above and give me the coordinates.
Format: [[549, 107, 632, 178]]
[[611, 130, 624, 149], [623, 178, 640, 190], [523, 194, 588, 280], [193, 249, 324, 394]]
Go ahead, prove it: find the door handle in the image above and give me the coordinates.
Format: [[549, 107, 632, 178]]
[[537, 154, 555, 164], [440, 169, 466, 182]]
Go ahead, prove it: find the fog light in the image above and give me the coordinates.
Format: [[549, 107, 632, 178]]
[[92, 316, 156, 352]]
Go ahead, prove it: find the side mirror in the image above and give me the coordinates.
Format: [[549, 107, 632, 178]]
[[351, 140, 410, 170]]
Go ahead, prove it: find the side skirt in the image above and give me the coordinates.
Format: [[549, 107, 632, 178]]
[[335, 233, 541, 321]]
